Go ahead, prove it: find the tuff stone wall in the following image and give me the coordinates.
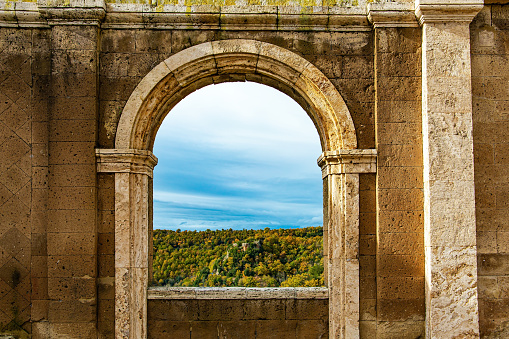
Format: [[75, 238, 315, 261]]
[[373, 26, 424, 337], [471, 4, 509, 338], [0, 1, 508, 338], [0, 28, 50, 338]]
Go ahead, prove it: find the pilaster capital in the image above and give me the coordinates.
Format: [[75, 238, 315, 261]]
[[96, 149, 158, 177], [318, 149, 376, 178], [37, 0, 105, 26], [415, 0, 483, 25], [368, 2, 418, 28]]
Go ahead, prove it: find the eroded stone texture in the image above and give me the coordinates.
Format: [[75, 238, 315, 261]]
[[471, 4, 509, 338], [1, 1, 508, 339], [371, 5, 424, 335], [418, 1, 482, 338], [148, 298, 328, 338], [46, 23, 99, 338]]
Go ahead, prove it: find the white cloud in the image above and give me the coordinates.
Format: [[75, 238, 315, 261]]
[[153, 81, 323, 230]]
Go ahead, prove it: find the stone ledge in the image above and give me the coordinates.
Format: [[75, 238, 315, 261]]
[[368, 2, 419, 28], [318, 149, 377, 176], [415, 0, 483, 25], [147, 287, 329, 300], [103, 5, 370, 31], [96, 148, 158, 177], [0, 1, 372, 30]]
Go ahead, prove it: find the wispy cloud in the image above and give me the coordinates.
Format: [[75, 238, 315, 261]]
[[153, 82, 323, 231]]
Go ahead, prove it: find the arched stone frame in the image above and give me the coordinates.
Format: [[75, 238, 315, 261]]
[[95, 39, 376, 339]]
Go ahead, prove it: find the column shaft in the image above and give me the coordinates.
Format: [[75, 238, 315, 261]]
[[417, 1, 483, 336]]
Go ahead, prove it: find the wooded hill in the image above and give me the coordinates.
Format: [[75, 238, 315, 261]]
[[152, 227, 324, 287]]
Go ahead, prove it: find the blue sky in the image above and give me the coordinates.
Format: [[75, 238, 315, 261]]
[[152, 82, 323, 231]]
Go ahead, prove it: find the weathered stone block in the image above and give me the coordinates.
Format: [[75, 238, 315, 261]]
[[148, 320, 191, 339], [148, 299, 199, 322], [217, 320, 257, 338], [376, 100, 421, 124], [48, 187, 96, 210], [48, 277, 96, 300], [378, 232, 423, 255], [377, 188, 424, 212], [360, 276, 376, 300], [48, 255, 96, 278], [48, 164, 96, 187], [48, 300, 96, 323], [48, 142, 95, 165], [378, 299, 425, 322], [197, 299, 244, 321], [378, 254, 424, 277], [254, 320, 297, 339], [243, 299, 284, 320], [47, 233, 96, 256], [285, 299, 327, 320], [295, 319, 328, 338], [377, 166, 423, 189], [47, 209, 96, 233]]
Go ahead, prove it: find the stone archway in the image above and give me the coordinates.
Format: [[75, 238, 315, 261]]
[[96, 39, 376, 339]]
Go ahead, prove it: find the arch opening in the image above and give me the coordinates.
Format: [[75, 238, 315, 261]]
[[99, 39, 365, 339], [151, 81, 325, 288]]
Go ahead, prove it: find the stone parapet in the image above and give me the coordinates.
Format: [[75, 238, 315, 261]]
[[148, 287, 329, 300]]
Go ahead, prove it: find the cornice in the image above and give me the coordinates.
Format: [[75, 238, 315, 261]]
[[37, 0, 106, 26], [0, 1, 47, 28], [102, 5, 371, 31], [0, 1, 487, 30], [0, 1, 372, 31], [415, 0, 483, 25], [96, 149, 158, 177], [318, 149, 377, 177]]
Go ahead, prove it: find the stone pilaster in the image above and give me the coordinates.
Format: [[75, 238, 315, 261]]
[[96, 149, 157, 339], [45, 1, 105, 336], [318, 149, 376, 339], [370, 3, 425, 338], [415, 1, 483, 338]]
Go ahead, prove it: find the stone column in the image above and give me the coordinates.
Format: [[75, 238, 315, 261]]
[[96, 149, 158, 339], [318, 150, 376, 339], [415, 1, 483, 338]]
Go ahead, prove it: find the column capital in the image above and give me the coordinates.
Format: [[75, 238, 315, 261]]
[[37, 0, 105, 26], [96, 149, 158, 177], [415, 0, 483, 25], [318, 149, 376, 177], [368, 2, 419, 28]]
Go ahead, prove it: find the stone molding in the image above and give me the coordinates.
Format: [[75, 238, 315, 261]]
[[96, 149, 158, 178], [0, 1, 371, 30], [368, 2, 419, 28], [415, 0, 484, 25], [0, 1, 490, 29], [37, 0, 106, 26], [148, 287, 328, 300], [103, 5, 370, 31], [318, 149, 377, 178], [0, 1, 47, 27]]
